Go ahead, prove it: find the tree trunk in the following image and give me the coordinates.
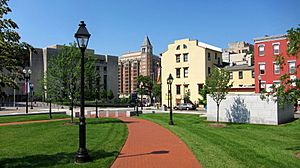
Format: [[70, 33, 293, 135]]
[[217, 103, 220, 123]]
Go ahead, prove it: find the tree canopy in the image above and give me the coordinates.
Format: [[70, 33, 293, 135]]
[[204, 67, 232, 123], [0, 0, 31, 99]]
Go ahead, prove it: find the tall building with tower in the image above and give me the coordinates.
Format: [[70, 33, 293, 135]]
[[118, 36, 160, 98]]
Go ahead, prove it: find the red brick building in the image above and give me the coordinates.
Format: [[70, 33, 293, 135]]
[[254, 34, 300, 93]]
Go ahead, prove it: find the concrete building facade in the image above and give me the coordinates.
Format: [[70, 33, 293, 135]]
[[222, 41, 254, 65], [161, 38, 222, 107], [118, 36, 160, 98], [254, 34, 300, 93], [4, 45, 119, 103]]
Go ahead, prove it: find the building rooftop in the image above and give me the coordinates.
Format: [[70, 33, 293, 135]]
[[254, 34, 287, 43], [225, 64, 254, 71], [197, 41, 222, 52]]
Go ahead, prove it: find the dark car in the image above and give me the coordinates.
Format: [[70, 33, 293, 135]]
[[174, 103, 196, 110]]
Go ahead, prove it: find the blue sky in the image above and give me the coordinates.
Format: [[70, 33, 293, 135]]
[[7, 0, 300, 56]]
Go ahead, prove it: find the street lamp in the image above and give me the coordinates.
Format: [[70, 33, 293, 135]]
[[258, 75, 262, 92], [74, 20, 91, 163], [167, 73, 174, 125], [139, 81, 144, 110], [30, 83, 34, 109], [22, 68, 32, 114]]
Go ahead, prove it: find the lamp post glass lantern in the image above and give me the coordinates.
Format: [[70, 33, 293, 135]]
[[167, 74, 174, 125], [74, 21, 91, 163], [23, 68, 31, 114]]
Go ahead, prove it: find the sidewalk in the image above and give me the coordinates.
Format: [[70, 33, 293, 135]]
[[111, 117, 201, 168]]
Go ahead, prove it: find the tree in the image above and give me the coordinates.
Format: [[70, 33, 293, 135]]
[[45, 43, 98, 104], [199, 85, 209, 106], [0, 0, 32, 100], [152, 82, 161, 104], [204, 67, 232, 123], [107, 89, 114, 101], [263, 25, 300, 107]]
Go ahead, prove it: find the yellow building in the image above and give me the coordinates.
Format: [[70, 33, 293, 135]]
[[161, 38, 222, 107], [226, 64, 255, 93]]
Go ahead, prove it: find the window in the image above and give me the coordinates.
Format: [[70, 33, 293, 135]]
[[273, 63, 280, 74], [259, 45, 265, 56], [198, 84, 203, 94], [183, 67, 188, 78], [259, 64, 265, 75], [183, 53, 188, 62], [176, 85, 181, 95], [176, 45, 180, 50], [208, 52, 211, 61], [229, 72, 233, 79], [104, 66, 107, 72], [289, 61, 296, 74], [208, 67, 211, 75], [273, 44, 279, 55], [176, 54, 180, 63], [218, 57, 221, 65], [96, 66, 100, 71], [239, 71, 243, 79], [252, 70, 255, 78], [215, 53, 217, 60], [261, 81, 266, 91], [183, 44, 187, 49], [176, 68, 180, 78]]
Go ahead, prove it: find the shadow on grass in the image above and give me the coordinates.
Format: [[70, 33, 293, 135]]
[[87, 120, 124, 125], [286, 146, 300, 151], [118, 150, 169, 158], [0, 150, 118, 168]]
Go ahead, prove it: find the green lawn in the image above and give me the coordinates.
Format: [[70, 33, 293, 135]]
[[0, 114, 69, 123], [139, 114, 300, 168], [0, 118, 128, 168]]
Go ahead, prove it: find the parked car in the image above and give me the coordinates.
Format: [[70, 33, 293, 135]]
[[174, 103, 196, 110]]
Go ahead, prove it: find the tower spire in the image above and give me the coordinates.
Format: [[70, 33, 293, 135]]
[[142, 35, 152, 47]]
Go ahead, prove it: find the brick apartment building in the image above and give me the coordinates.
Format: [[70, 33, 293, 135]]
[[254, 34, 300, 93], [118, 36, 160, 98]]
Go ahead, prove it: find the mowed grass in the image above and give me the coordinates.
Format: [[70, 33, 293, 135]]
[[0, 118, 127, 168], [0, 114, 69, 123], [139, 114, 300, 168]]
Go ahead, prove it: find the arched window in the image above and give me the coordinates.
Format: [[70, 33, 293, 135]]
[[176, 45, 180, 50], [183, 44, 187, 49]]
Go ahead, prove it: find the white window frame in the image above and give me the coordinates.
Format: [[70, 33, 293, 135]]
[[288, 60, 296, 74], [258, 44, 265, 56], [259, 63, 266, 75], [273, 43, 280, 55], [273, 62, 280, 74]]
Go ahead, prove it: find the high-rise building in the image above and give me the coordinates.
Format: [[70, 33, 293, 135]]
[[254, 34, 300, 93], [118, 36, 160, 98], [161, 38, 222, 106]]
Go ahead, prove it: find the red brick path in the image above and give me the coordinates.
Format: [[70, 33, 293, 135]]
[[111, 117, 201, 168]]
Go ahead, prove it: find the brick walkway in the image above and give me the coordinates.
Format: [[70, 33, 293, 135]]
[[0, 118, 69, 126], [111, 117, 201, 168]]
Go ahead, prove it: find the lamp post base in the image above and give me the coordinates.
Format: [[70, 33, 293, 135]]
[[75, 148, 90, 163], [169, 120, 174, 125]]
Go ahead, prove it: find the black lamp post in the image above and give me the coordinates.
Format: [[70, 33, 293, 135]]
[[167, 74, 174, 125], [140, 81, 144, 110], [30, 83, 34, 109], [74, 20, 91, 163], [258, 75, 262, 92], [22, 68, 31, 114]]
